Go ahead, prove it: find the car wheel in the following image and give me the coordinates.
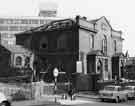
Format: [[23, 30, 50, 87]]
[[101, 98, 104, 102], [1, 102, 11, 106], [115, 97, 120, 103]]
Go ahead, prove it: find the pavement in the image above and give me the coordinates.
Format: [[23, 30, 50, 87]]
[[58, 99, 97, 105], [12, 95, 61, 106], [12, 92, 99, 106], [75, 92, 100, 100]]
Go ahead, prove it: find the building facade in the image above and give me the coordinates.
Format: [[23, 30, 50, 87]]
[[124, 57, 135, 80], [2, 44, 34, 69], [15, 16, 124, 90], [78, 16, 124, 81], [38, 1, 58, 17], [0, 44, 34, 81]]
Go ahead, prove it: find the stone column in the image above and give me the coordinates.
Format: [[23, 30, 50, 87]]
[[79, 51, 84, 74], [83, 54, 87, 74], [119, 59, 121, 79], [108, 58, 112, 80]]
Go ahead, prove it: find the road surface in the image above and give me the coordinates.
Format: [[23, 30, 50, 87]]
[[12, 96, 135, 106]]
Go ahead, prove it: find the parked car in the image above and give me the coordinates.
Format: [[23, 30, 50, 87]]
[[120, 78, 129, 83], [124, 85, 135, 99], [99, 85, 128, 103], [0, 92, 11, 106]]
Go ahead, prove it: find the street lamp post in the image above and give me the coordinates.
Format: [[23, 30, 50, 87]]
[[54, 77, 57, 103], [53, 68, 59, 103]]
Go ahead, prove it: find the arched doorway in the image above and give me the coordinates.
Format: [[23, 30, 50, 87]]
[[97, 59, 103, 80]]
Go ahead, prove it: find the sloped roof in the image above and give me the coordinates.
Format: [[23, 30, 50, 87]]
[[0, 45, 10, 54], [89, 16, 122, 34], [15, 16, 124, 41], [2, 44, 31, 54], [16, 18, 75, 35], [89, 17, 101, 23], [89, 16, 112, 27]]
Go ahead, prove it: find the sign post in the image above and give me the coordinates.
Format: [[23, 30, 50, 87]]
[[53, 68, 59, 103]]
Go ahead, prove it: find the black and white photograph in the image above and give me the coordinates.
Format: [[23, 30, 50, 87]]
[[0, 0, 134, 106]]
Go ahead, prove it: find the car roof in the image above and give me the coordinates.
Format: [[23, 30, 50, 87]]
[[126, 85, 135, 88], [105, 85, 121, 88]]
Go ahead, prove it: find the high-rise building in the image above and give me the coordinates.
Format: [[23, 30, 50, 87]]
[[0, 2, 60, 45], [38, 2, 58, 17]]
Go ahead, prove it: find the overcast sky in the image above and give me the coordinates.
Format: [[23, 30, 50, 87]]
[[0, 0, 134, 56]]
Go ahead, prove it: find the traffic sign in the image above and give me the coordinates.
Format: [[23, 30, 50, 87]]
[[53, 68, 59, 77]]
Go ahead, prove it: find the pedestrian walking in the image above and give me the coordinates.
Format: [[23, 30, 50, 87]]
[[68, 83, 75, 100]]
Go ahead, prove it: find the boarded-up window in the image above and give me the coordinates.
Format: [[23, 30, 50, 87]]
[[57, 34, 67, 49]]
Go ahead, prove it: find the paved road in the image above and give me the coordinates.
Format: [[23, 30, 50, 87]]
[[12, 99, 135, 106], [12, 96, 135, 106], [59, 99, 135, 106], [12, 100, 61, 106]]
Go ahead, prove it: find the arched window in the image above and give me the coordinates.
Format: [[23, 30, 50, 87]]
[[102, 35, 107, 55], [24, 56, 30, 68], [114, 40, 117, 53], [89, 35, 94, 49], [92, 35, 94, 48], [57, 34, 67, 49], [89, 36, 92, 49], [16, 56, 22, 66], [40, 37, 48, 49]]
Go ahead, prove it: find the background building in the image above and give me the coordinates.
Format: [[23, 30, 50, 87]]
[[0, 2, 61, 45], [0, 16, 62, 45], [38, 2, 58, 17], [124, 57, 135, 80], [0, 44, 34, 82]]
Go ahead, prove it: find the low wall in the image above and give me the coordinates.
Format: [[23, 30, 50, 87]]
[[0, 81, 69, 101], [0, 83, 33, 100]]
